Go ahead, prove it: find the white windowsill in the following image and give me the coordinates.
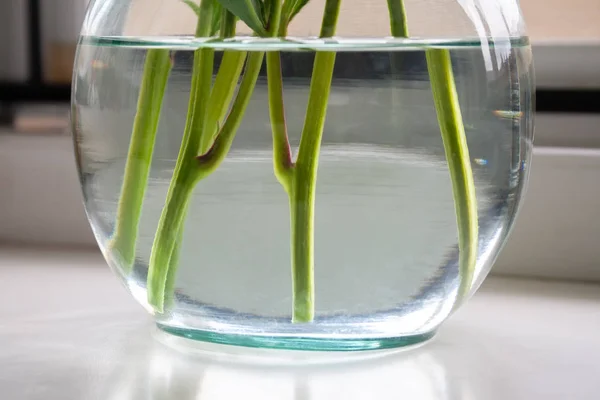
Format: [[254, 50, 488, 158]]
[[0, 246, 598, 399]]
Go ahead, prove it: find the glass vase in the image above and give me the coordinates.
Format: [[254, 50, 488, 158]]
[[72, 0, 534, 351]]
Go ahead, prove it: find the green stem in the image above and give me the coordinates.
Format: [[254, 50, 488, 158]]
[[147, 50, 264, 312], [386, 0, 408, 38], [201, 11, 245, 153], [110, 49, 171, 272], [319, 0, 341, 38], [219, 9, 237, 38], [266, 52, 293, 191], [148, 169, 198, 310], [200, 51, 247, 153], [157, 7, 245, 309], [291, 0, 340, 323], [195, 0, 217, 37], [164, 228, 184, 309], [147, 45, 212, 308], [266, 0, 340, 323], [426, 49, 478, 301], [387, 0, 478, 303], [268, 0, 284, 36], [146, 48, 214, 312], [266, 0, 293, 190], [290, 51, 336, 323], [197, 52, 265, 175], [147, 0, 217, 312]]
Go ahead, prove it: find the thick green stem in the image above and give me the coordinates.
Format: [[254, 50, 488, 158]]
[[152, 5, 245, 310], [195, 0, 217, 37], [266, 1, 293, 190], [148, 170, 197, 309], [290, 51, 336, 323], [200, 51, 247, 153], [268, 0, 284, 36], [219, 9, 237, 38], [201, 11, 245, 153], [146, 0, 216, 312], [147, 47, 214, 312], [266, 0, 341, 323], [147, 49, 264, 312], [387, 0, 478, 302], [426, 49, 478, 301], [386, 0, 408, 38], [110, 49, 171, 271], [290, 0, 340, 323], [146, 45, 212, 308], [266, 52, 293, 191], [319, 0, 341, 37], [198, 52, 265, 175], [147, 0, 256, 312], [164, 228, 184, 309]]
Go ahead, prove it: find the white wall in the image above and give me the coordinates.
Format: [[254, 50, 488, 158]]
[[121, 0, 600, 40]]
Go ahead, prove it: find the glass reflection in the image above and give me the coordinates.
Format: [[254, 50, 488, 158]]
[[101, 328, 475, 400]]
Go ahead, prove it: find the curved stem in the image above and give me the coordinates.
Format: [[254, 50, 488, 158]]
[[110, 49, 171, 272], [195, 0, 217, 37], [266, 0, 293, 191], [276, 0, 341, 323], [147, 50, 264, 312], [200, 10, 245, 153], [426, 49, 478, 301], [266, 52, 293, 190], [197, 52, 265, 175], [387, 0, 478, 304], [156, 5, 244, 309], [219, 9, 237, 38], [148, 169, 197, 309], [386, 0, 408, 38], [146, 0, 267, 312], [319, 0, 341, 38], [268, 0, 284, 36], [146, 0, 216, 312], [147, 44, 214, 312], [164, 227, 184, 309], [291, 51, 336, 323], [200, 50, 247, 153]]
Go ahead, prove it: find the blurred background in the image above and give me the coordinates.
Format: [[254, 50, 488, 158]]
[[0, 0, 599, 283]]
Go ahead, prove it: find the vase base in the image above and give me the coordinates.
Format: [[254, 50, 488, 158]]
[[156, 323, 436, 352]]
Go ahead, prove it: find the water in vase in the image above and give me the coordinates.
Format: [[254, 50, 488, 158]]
[[72, 36, 533, 348]]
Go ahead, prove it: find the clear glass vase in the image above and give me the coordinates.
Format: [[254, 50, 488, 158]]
[[72, 0, 534, 351]]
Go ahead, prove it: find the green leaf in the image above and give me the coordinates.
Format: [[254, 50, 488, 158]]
[[283, 0, 310, 23], [182, 0, 201, 16], [215, 0, 267, 35]]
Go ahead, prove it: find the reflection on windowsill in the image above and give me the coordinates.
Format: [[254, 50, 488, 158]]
[[98, 328, 475, 400]]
